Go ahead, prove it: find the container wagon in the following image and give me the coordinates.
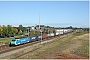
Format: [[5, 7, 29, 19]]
[[29, 36, 37, 42], [37, 35, 42, 40], [63, 29, 68, 34], [47, 34, 51, 38], [56, 32, 59, 36], [42, 34, 47, 39]]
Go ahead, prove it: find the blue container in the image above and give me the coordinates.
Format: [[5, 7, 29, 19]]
[[37, 35, 42, 40], [20, 37, 29, 44], [29, 36, 37, 42]]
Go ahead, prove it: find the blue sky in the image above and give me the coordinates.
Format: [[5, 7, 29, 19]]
[[0, 1, 89, 28]]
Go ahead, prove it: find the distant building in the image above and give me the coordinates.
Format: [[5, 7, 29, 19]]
[[31, 26, 35, 30], [35, 25, 45, 31]]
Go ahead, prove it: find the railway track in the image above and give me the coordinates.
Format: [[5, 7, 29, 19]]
[[0, 35, 58, 54], [0, 32, 74, 54]]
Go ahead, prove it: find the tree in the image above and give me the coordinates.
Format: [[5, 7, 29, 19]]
[[12, 28, 18, 36], [19, 25, 23, 31], [0, 26, 3, 34], [45, 29, 48, 34], [18, 25, 24, 35], [7, 25, 13, 36], [53, 29, 56, 33], [29, 30, 34, 36], [18, 25, 27, 34], [66, 26, 73, 29], [43, 28, 46, 34], [29, 30, 40, 36], [22, 27, 27, 34], [35, 30, 40, 35], [2, 25, 8, 36]]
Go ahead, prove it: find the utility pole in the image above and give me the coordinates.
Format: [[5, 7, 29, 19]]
[[59, 27, 60, 36], [39, 13, 40, 30], [38, 13, 42, 44]]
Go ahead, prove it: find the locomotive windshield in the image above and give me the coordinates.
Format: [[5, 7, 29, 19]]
[[12, 40, 16, 41]]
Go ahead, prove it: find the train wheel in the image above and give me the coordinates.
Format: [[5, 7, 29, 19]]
[[9, 43, 12, 47]]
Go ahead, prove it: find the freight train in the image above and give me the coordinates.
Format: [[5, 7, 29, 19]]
[[9, 29, 73, 46]]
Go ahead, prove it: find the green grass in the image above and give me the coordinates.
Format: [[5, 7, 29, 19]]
[[0, 36, 26, 44], [0, 38, 12, 44]]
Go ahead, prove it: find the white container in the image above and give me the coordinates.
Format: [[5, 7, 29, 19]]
[[38, 36, 42, 38], [56, 32, 59, 35], [63, 29, 68, 33], [50, 33, 54, 36], [60, 31, 63, 34], [47, 34, 51, 37]]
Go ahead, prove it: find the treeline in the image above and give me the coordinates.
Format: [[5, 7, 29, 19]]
[[55, 26, 89, 31], [0, 25, 56, 38], [0, 25, 20, 37], [0, 25, 28, 38], [0, 25, 18, 37]]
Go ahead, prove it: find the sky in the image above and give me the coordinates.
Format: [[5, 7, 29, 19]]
[[0, 1, 89, 28]]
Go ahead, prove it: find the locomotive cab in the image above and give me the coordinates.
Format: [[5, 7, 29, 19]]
[[10, 38, 20, 46]]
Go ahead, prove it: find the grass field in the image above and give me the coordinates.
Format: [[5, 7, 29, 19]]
[[2, 31, 89, 59], [73, 33, 89, 58], [0, 38, 12, 44], [0, 35, 24, 44]]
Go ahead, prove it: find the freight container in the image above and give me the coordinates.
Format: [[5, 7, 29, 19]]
[[56, 29, 64, 35], [42, 34, 47, 39], [37, 35, 42, 40], [50, 33, 54, 37], [29, 36, 37, 42], [59, 29, 64, 35], [63, 29, 68, 34], [56, 32, 59, 36], [60, 31, 63, 34], [47, 34, 51, 37]]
